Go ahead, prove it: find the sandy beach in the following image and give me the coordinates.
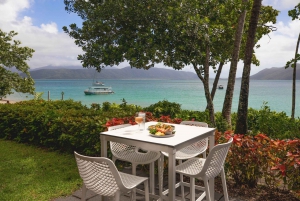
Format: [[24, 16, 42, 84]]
[[0, 99, 18, 104]]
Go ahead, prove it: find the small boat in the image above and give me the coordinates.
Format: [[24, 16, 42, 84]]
[[84, 86, 114, 95], [218, 85, 224, 89], [93, 81, 105, 86]]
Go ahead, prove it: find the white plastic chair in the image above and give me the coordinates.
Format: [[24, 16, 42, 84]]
[[74, 151, 149, 201], [163, 121, 208, 159], [175, 138, 233, 201], [159, 121, 208, 196], [108, 124, 161, 197]]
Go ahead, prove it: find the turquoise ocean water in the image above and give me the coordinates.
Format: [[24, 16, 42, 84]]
[[7, 79, 300, 118]]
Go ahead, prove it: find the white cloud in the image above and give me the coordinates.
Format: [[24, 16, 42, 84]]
[[263, 0, 300, 10], [276, 20, 300, 38], [254, 19, 300, 74], [0, 0, 30, 22], [41, 22, 58, 34], [0, 0, 82, 68]]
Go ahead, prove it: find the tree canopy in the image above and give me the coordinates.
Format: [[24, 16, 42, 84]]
[[63, 0, 278, 126], [0, 29, 35, 99]]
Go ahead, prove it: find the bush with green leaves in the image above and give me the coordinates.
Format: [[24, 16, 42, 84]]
[[143, 100, 181, 118], [1, 99, 300, 158], [0, 100, 143, 156], [231, 103, 300, 139], [0, 100, 105, 155]]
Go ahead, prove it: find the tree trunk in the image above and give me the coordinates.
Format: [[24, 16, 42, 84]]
[[193, 46, 216, 127], [204, 46, 216, 127], [235, 0, 262, 134], [222, 0, 248, 127], [211, 62, 224, 100], [206, 62, 224, 110], [291, 33, 300, 119]]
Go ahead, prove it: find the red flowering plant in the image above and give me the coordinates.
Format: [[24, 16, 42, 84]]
[[105, 117, 126, 129], [258, 138, 286, 188], [270, 139, 300, 196], [105, 113, 183, 130], [145, 112, 158, 122], [225, 133, 265, 188], [222, 131, 300, 195], [158, 115, 173, 123]]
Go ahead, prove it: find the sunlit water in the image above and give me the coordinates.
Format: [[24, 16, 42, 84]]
[[7, 79, 300, 118]]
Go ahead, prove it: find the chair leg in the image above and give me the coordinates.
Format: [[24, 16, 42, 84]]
[[221, 169, 229, 201], [144, 180, 150, 201], [203, 151, 206, 158], [158, 155, 164, 198], [190, 177, 195, 201], [204, 177, 211, 201], [150, 162, 155, 194], [81, 183, 87, 201], [178, 160, 185, 201], [115, 190, 121, 201], [112, 156, 116, 164], [132, 164, 137, 201]]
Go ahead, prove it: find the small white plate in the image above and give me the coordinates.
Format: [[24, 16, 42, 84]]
[[149, 133, 175, 138]]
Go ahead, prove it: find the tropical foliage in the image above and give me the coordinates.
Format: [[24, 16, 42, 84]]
[[0, 29, 35, 99], [220, 131, 300, 196], [0, 100, 299, 196], [63, 0, 279, 129], [285, 3, 300, 119]]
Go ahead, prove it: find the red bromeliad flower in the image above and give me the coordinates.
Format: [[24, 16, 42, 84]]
[[159, 115, 173, 123], [232, 135, 243, 147], [271, 164, 286, 176], [255, 133, 270, 144]]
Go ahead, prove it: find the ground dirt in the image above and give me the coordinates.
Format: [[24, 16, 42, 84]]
[[213, 177, 300, 201]]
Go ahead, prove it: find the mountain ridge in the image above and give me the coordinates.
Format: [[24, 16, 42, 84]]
[[25, 66, 199, 80], [250, 64, 300, 80], [21, 64, 300, 80]]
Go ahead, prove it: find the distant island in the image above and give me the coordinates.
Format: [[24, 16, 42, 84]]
[[25, 66, 199, 80], [250, 64, 300, 80], [22, 64, 300, 80]]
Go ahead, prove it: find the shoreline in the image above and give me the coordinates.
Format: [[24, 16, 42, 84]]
[[0, 99, 18, 104]]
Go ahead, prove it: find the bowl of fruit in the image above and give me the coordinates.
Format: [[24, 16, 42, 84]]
[[148, 123, 176, 137]]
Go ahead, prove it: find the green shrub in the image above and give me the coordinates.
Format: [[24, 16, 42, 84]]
[[1, 99, 300, 196], [245, 103, 300, 139], [0, 100, 104, 155], [143, 100, 181, 118]]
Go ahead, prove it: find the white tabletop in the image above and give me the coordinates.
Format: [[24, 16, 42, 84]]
[[101, 121, 215, 149]]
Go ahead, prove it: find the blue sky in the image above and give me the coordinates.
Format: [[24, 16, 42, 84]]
[[1, 0, 300, 78], [20, 0, 82, 31]]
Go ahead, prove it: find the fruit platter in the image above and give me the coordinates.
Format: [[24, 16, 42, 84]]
[[148, 123, 176, 137]]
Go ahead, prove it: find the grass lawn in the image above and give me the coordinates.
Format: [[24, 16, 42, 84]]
[[0, 139, 82, 201]]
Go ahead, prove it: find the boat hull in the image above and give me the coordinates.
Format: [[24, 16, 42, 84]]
[[84, 91, 114, 95], [84, 86, 114, 95]]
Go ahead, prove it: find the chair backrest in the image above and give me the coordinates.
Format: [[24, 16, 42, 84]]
[[180, 121, 208, 127], [180, 121, 208, 152], [108, 124, 136, 157], [198, 138, 233, 179], [74, 152, 127, 196]]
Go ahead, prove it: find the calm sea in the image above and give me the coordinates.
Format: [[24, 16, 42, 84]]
[[7, 79, 300, 118]]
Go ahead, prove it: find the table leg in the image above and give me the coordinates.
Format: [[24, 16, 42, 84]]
[[209, 132, 215, 201], [168, 148, 176, 201], [100, 135, 107, 157]]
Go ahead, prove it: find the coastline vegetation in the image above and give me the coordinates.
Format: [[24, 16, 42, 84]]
[[0, 99, 299, 200]]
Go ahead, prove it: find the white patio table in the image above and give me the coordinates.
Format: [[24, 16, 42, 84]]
[[100, 122, 216, 201]]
